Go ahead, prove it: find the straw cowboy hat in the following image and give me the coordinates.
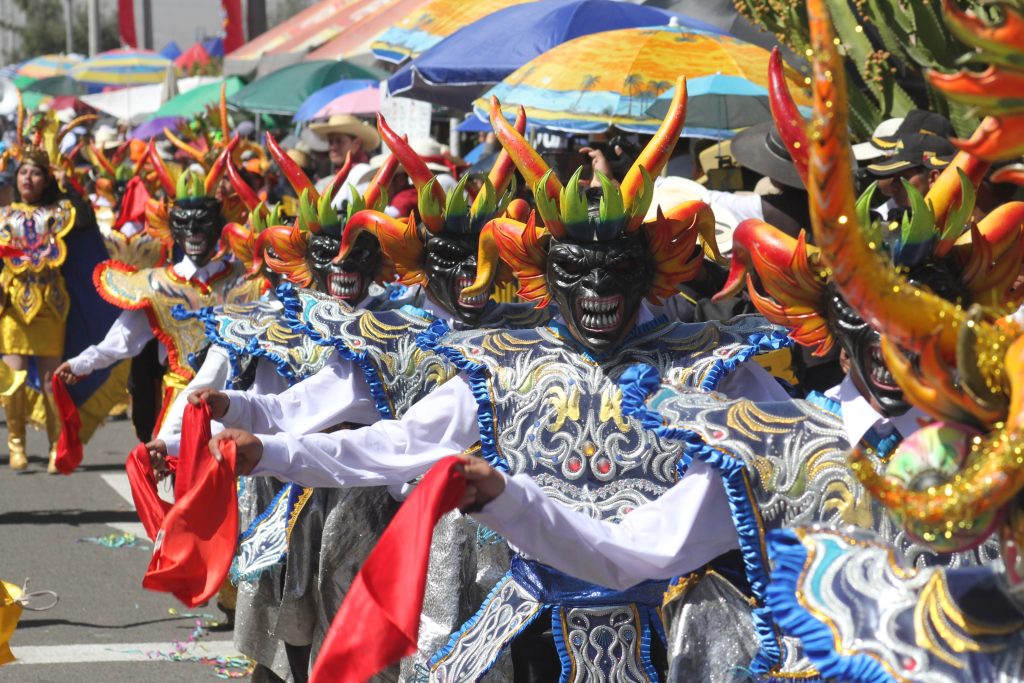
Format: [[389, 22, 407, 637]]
[[309, 115, 381, 152]]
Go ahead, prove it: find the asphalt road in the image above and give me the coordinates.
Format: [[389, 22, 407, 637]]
[[0, 416, 247, 682]]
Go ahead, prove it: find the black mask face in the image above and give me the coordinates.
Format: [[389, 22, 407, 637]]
[[170, 198, 224, 267], [306, 231, 381, 303], [423, 231, 489, 326], [547, 231, 653, 354], [825, 261, 961, 417]]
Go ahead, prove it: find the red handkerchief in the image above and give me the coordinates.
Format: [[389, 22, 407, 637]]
[[51, 375, 82, 475], [143, 439, 237, 608], [310, 456, 466, 683], [125, 443, 171, 541]]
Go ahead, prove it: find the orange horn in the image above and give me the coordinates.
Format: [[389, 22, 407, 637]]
[[621, 75, 687, 228], [489, 97, 562, 207], [767, 48, 809, 186]]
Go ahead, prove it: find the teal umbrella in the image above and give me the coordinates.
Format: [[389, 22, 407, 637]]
[[227, 60, 385, 116], [148, 77, 246, 120]]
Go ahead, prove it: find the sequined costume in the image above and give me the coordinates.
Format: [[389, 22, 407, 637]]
[[747, 2, 1024, 680]]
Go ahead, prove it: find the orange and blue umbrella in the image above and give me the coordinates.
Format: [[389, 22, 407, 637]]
[[15, 54, 82, 80], [70, 49, 173, 87], [473, 23, 809, 135], [370, 0, 531, 64]]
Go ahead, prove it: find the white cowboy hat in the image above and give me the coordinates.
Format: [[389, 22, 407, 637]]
[[647, 176, 739, 259]]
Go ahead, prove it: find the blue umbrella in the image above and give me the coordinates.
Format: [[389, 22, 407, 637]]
[[646, 75, 812, 138], [293, 78, 380, 122], [386, 0, 723, 110]]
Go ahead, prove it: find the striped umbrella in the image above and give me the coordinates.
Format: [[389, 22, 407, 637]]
[[16, 54, 83, 80], [70, 49, 173, 87]]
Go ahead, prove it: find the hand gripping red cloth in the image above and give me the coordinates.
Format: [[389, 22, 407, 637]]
[[125, 443, 171, 541], [310, 456, 467, 683], [140, 403, 239, 608], [51, 374, 83, 475]]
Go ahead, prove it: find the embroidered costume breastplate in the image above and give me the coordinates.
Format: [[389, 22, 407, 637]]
[[94, 259, 266, 384], [0, 200, 75, 323], [175, 299, 334, 389], [426, 316, 787, 683], [626, 378, 999, 680], [279, 283, 554, 419]]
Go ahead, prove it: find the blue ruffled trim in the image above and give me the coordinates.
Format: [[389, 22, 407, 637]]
[[765, 530, 894, 683], [276, 283, 395, 419], [551, 608, 572, 683], [699, 330, 794, 393], [639, 605, 662, 682], [174, 303, 248, 384], [428, 573, 545, 674], [618, 363, 782, 675], [415, 317, 451, 353], [431, 337, 507, 472]]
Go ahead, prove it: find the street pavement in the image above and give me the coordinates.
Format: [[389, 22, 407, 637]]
[[0, 416, 247, 682]]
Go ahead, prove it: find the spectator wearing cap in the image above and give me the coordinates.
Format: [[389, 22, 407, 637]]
[[867, 133, 955, 223]]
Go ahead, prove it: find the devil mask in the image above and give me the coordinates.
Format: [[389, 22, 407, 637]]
[[170, 197, 223, 267], [546, 189, 655, 353], [308, 229, 382, 302], [336, 112, 525, 327]]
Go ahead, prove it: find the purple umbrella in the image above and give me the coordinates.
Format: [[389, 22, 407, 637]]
[[129, 116, 184, 140]]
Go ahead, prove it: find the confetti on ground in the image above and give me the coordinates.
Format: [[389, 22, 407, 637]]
[[128, 612, 253, 678], [77, 532, 149, 549]]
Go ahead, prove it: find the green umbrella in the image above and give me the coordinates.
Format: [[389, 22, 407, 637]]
[[148, 76, 246, 121], [227, 60, 384, 116], [12, 75, 35, 90], [21, 75, 89, 97]]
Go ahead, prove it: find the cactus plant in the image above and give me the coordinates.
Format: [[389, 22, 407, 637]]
[[733, 0, 988, 138]]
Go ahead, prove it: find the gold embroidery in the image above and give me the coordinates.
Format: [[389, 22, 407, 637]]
[[546, 385, 580, 432], [599, 386, 630, 432]]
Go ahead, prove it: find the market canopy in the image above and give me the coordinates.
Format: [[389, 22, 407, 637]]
[[148, 76, 245, 121], [224, 0, 428, 77], [370, 0, 532, 64], [228, 60, 383, 115], [80, 76, 219, 123]]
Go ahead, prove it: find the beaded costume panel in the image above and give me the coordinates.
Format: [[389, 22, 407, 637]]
[[0, 200, 75, 323], [94, 259, 266, 382], [766, 528, 1024, 683]]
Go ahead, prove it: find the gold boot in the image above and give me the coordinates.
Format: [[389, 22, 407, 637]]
[[44, 392, 60, 474], [4, 386, 27, 470]]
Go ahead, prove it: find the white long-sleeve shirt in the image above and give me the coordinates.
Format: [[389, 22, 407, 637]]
[[67, 258, 228, 376], [452, 375, 930, 591], [473, 463, 739, 590], [252, 362, 788, 488]]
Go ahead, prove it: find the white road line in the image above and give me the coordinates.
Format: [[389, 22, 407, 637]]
[[99, 472, 177, 537], [98, 472, 148, 538], [7, 640, 240, 665]]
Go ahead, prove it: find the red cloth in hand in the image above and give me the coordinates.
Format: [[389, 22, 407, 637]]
[[142, 404, 238, 608], [51, 374, 82, 475], [174, 401, 212, 501], [310, 456, 466, 683], [125, 443, 172, 541]]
